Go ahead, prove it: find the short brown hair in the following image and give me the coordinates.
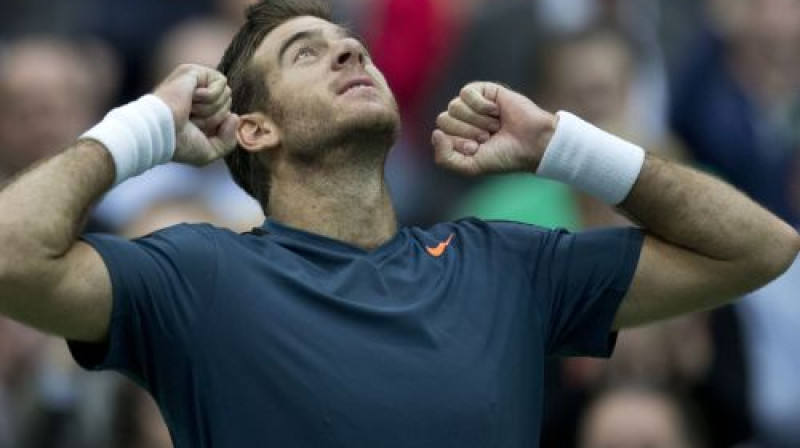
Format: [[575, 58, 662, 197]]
[[218, 0, 332, 213]]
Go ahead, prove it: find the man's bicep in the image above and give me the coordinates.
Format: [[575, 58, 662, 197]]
[[46, 241, 113, 342], [614, 234, 738, 329]]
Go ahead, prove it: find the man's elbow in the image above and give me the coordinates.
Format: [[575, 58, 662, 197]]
[[790, 227, 800, 254], [749, 225, 800, 289]]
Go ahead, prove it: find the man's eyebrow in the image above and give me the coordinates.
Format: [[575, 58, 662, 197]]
[[278, 29, 323, 63], [277, 26, 367, 64]]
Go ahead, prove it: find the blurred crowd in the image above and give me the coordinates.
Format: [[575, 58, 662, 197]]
[[0, 0, 798, 447]]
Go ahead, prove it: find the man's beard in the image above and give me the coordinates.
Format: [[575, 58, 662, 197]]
[[273, 98, 401, 167]]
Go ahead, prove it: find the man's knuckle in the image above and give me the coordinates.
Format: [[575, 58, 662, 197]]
[[178, 63, 200, 75], [456, 102, 469, 114]]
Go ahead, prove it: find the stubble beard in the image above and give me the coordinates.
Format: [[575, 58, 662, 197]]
[[275, 97, 401, 169]]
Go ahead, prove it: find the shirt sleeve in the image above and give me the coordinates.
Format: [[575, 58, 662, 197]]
[[537, 227, 643, 357], [67, 224, 218, 388], [486, 221, 643, 358]]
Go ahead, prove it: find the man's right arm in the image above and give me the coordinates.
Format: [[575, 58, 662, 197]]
[[0, 64, 237, 343], [0, 141, 114, 342]]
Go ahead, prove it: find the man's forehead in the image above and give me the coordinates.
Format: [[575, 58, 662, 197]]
[[254, 15, 341, 63]]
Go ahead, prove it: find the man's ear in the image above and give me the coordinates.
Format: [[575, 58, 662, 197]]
[[237, 112, 281, 153]]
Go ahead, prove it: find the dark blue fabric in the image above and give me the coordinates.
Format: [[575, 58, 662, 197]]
[[69, 218, 642, 447]]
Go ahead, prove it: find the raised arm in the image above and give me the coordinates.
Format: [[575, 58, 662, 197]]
[[612, 155, 798, 327], [432, 82, 800, 328], [0, 64, 238, 342]]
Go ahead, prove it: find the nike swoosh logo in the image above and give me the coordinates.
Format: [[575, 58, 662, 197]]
[[426, 233, 455, 257]]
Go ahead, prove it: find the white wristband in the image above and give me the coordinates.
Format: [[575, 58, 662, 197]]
[[536, 111, 645, 205], [81, 94, 176, 186]]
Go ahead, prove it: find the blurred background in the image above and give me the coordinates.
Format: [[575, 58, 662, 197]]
[[0, 0, 798, 446]]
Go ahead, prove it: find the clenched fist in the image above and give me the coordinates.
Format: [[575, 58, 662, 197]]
[[154, 64, 240, 166], [432, 82, 557, 176]]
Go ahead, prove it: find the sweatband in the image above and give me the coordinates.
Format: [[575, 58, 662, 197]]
[[80, 94, 176, 186], [536, 111, 645, 205]]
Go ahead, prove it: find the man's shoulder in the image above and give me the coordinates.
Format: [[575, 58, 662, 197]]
[[427, 217, 565, 238], [133, 222, 224, 242], [420, 217, 565, 253], [123, 222, 263, 257], [140, 221, 260, 240]]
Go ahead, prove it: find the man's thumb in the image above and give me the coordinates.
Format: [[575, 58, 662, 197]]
[[216, 113, 241, 153]]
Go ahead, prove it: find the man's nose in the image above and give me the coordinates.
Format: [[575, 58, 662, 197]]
[[332, 38, 365, 70]]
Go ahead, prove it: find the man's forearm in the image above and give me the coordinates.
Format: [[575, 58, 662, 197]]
[[621, 155, 800, 287], [0, 140, 113, 271]]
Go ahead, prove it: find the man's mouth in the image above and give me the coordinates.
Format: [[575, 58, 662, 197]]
[[338, 77, 376, 95]]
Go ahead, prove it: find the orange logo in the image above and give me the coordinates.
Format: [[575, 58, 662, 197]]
[[426, 234, 455, 257]]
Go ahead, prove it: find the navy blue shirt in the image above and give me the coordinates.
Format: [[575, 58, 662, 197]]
[[70, 218, 642, 447]]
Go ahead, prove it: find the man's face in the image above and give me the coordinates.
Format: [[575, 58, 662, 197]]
[[253, 16, 400, 159]]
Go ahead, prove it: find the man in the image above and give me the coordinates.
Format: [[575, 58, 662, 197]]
[[0, 1, 797, 447]]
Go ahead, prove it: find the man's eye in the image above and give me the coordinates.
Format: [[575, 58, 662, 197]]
[[296, 46, 317, 61]]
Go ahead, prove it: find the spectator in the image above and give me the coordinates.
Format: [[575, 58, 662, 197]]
[[0, 37, 116, 180], [671, 0, 800, 226], [89, 0, 215, 101]]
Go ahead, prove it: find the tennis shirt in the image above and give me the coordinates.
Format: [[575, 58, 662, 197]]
[[69, 218, 643, 447]]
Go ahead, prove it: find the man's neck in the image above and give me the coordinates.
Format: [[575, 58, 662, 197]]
[[267, 155, 398, 251]]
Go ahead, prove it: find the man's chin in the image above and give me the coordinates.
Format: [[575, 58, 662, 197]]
[[340, 107, 400, 141]]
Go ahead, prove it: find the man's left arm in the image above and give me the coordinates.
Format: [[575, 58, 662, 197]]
[[432, 82, 800, 329], [611, 154, 799, 328]]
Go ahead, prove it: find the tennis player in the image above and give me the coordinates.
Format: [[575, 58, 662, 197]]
[[0, 0, 797, 446]]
